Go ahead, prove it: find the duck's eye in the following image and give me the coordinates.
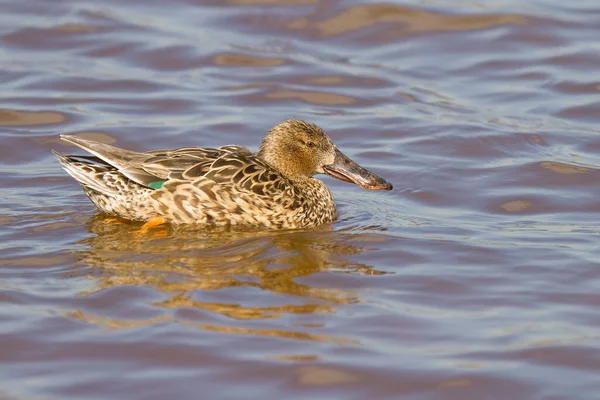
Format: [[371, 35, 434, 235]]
[[306, 141, 316, 148]]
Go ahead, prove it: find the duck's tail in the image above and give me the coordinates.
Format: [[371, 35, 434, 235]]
[[58, 134, 159, 187], [53, 150, 118, 197]]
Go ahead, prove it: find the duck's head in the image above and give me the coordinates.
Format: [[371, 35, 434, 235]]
[[257, 119, 392, 190]]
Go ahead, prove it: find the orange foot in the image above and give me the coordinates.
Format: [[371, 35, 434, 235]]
[[134, 216, 167, 238]]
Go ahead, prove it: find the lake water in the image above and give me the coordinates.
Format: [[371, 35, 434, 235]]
[[1, 0, 600, 399]]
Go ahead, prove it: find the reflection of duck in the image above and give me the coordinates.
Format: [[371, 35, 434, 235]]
[[54, 119, 392, 229], [73, 215, 388, 322]]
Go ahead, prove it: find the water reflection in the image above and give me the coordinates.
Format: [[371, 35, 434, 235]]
[[69, 215, 386, 339], [0, 109, 66, 126], [288, 4, 528, 37]]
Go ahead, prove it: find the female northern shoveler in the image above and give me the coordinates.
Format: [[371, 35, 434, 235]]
[[54, 119, 392, 229]]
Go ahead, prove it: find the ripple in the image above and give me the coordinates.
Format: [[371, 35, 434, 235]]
[[0, 109, 66, 126], [556, 102, 600, 124], [288, 4, 529, 37], [295, 365, 360, 385], [265, 88, 357, 105], [180, 320, 358, 345], [3, 25, 106, 51], [540, 161, 594, 175], [228, 0, 317, 5], [498, 200, 533, 213], [131, 45, 205, 71], [210, 52, 288, 67]]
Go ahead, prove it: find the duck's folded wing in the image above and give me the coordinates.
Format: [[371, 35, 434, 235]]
[[60, 134, 257, 189], [60, 134, 162, 187], [180, 151, 291, 198], [140, 146, 253, 181]]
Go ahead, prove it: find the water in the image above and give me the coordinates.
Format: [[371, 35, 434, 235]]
[[1, 0, 600, 399]]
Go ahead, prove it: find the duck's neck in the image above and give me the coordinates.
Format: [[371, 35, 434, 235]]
[[257, 149, 305, 181]]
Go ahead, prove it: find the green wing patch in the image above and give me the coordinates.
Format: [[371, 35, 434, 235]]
[[148, 180, 166, 189]]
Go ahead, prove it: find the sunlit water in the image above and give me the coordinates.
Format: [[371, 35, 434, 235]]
[[1, 0, 600, 399]]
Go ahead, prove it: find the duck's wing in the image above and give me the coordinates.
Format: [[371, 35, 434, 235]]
[[59, 135, 159, 186], [140, 145, 252, 181], [59, 135, 252, 188], [180, 151, 292, 198]]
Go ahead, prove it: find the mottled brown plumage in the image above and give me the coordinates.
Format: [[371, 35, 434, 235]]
[[54, 119, 392, 229]]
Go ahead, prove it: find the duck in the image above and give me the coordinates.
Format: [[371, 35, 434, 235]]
[[54, 119, 392, 229]]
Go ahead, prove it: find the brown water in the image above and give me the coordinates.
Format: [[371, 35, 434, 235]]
[[2, 0, 600, 398]]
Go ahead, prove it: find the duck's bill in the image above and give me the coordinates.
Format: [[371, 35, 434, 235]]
[[323, 149, 393, 190]]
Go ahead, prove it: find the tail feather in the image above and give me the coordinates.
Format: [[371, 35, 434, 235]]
[[53, 150, 117, 197], [59, 134, 157, 187], [59, 134, 144, 168]]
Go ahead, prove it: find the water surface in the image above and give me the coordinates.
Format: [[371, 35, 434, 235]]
[[2, 0, 600, 399]]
